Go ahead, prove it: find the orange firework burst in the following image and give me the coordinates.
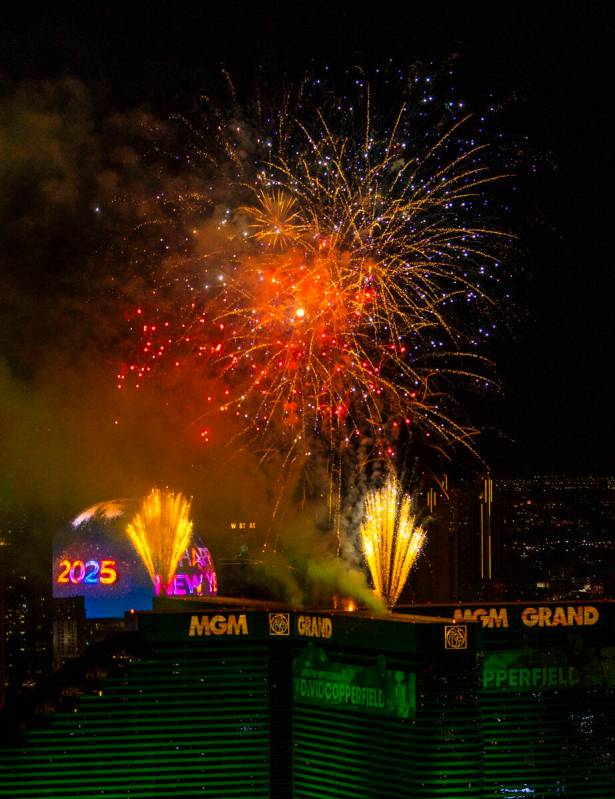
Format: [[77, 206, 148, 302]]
[[210, 105, 509, 458], [217, 247, 375, 429], [119, 74, 512, 500]]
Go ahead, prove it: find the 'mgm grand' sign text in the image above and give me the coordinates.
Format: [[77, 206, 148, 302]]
[[297, 614, 333, 639], [189, 614, 248, 636], [453, 605, 599, 629]]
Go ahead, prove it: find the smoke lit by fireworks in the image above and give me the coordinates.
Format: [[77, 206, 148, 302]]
[[125, 488, 193, 589], [360, 473, 426, 608]]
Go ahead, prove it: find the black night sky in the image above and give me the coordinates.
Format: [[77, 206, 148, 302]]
[[2, 2, 614, 479]]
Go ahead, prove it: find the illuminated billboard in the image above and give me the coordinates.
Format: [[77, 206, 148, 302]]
[[53, 503, 217, 618]]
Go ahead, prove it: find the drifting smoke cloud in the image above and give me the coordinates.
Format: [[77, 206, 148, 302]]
[[0, 77, 232, 364], [0, 355, 260, 520], [0, 77, 393, 611], [0, 79, 270, 550], [305, 558, 386, 614]]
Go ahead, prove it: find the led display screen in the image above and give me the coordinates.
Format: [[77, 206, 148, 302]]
[[53, 519, 217, 618]]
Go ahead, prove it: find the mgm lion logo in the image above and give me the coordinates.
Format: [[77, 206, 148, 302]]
[[444, 624, 468, 650], [269, 612, 290, 636]]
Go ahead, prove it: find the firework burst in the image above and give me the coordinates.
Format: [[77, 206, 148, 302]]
[[360, 473, 426, 608], [242, 190, 306, 248], [211, 95, 509, 458], [118, 74, 512, 524], [126, 488, 193, 589]]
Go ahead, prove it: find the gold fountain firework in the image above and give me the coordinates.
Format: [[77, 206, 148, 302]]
[[126, 488, 193, 589], [360, 473, 426, 608]]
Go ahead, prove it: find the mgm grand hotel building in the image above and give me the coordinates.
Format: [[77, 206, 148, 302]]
[[0, 599, 613, 798]]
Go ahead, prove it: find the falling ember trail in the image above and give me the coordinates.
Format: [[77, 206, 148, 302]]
[[360, 474, 426, 609], [126, 488, 193, 590]]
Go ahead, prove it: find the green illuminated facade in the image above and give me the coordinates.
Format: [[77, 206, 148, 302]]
[[291, 614, 482, 798], [407, 601, 615, 798], [0, 637, 271, 797], [1, 600, 613, 797]]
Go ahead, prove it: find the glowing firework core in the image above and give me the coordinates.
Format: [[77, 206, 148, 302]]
[[126, 488, 193, 590], [243, 190, 306, 248], [360, 474, 426, 608]]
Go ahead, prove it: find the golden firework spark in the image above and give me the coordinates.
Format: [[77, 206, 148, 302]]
[[360, 473, 425, 608], [126, 488, 193, 589], [242, 190, 306, 248]]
